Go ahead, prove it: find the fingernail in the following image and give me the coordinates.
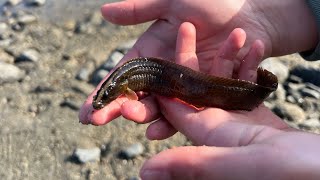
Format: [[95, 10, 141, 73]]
[[141, 170, 171, 180]]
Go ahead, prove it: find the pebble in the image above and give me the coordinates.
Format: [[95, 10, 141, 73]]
[[15, 49, 40, 63], [17, 14, 37, 25], [102, 51, 124, 70], [299, 88, 320, 99], [273, 102, 306, 123], [301, 97, 320, 113], [76, 61, 95, 81], [91, 69, 109, 85], [11, 22, 25, 32], [299, 119, 320, 130], [118, 143, 144, 159], [25, 0, 46, 6], [5, 0, 22, 6], [287, 75, 303, 84], [73, 148, 101, 164], [74, 22, 88, 34], [0, 49, 14, 63], [0, 23, 8, 34], [260, 58, 289, 83], [0, 62, 24, 84]]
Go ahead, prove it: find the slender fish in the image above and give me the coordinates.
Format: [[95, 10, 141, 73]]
[[93, 57, 278, 111]]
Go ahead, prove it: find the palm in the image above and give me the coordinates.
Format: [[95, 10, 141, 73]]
[[108, 0, 270, 73]]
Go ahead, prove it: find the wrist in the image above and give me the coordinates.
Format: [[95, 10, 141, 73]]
[[254, 0, 318, 57]]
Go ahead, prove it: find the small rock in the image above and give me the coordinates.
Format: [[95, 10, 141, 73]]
[[116, 39, 137, 53], [63, 20, 76, 31], [76, 68, 90, 81], [300, 97, 320, 112], [73, 148, 101, 163], [287, 75, 303, 84], [25, 0, 46, 6], [91, 69, 109, 85], [74, 22, 88, 34], [305, 83, 320, 93], [299, 119, 320, 130], [102, 51, 124, 70], [118, 143, 144, 159], [299, 88, 320, 99], [0, 23, 8, 34], [0, 62, 24, 84], [17, 14, 37, 25], [291, 65, 320, 86], [0, 49, 14, 63], [260, 58, 289, 83], [76, 61, 95, 81], [15, 49, 40, 63], [11, 22, 25, 32], [273, 102, 306, 123], [5, 0, 22, 6]]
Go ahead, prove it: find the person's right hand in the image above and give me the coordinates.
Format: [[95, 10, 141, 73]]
[[79, 0, 317, 126]]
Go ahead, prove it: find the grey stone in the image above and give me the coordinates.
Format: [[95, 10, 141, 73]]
[[287, 75, 303, 84], [0, 62, 24, 84], [76, 61, 95, 81], [17, 14, 37, 25], [25, 0, 46, 6], [300, 88, 320, 99], [73, 148, 101, 163], [118, 143, 144, 159], [301, 97, 320, 113], [299, 119, 320, 130], [16, 49, 40, 62], [102, 51, 124, 70], [273, 102, 306, 123], [76, 68, 90, 81], [260, 58, 289, 83], [0, 23, 8, 34], [11, 23, 24, 32], [0, 50, 14, 63], [5, 0, 22, 6], [91, 69, 109, 85], [305, 83, 320, 93]]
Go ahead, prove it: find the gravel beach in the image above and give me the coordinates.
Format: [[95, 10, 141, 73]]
[[0, 1, 320, 180]]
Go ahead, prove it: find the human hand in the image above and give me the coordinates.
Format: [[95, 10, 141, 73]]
[[79, 0, 317, 125], [140, 96, 320, 180]]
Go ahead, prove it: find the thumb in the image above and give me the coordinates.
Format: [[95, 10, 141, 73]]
[[140, 146, 285, 180], [101, 0, 168, 25]]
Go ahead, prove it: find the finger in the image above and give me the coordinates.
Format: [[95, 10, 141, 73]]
[[157, 96, 288, 146], [121, 96, 161, 123], [79, 19, 178, 125], [211, 28, 246, 77], [238, 40, 265, 81], [175, 22, 199, 71], [101, 0, 168, 25], [140, 146, 286, 180], [146, 118, 177, 140]]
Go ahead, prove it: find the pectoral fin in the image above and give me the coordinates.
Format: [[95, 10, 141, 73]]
[[124, 87, 138, 101]]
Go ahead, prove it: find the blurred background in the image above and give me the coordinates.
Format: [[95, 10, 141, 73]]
[[0, 0, 319, 180]]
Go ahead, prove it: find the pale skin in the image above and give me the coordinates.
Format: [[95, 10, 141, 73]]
[[78, 0, 320, 179]]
